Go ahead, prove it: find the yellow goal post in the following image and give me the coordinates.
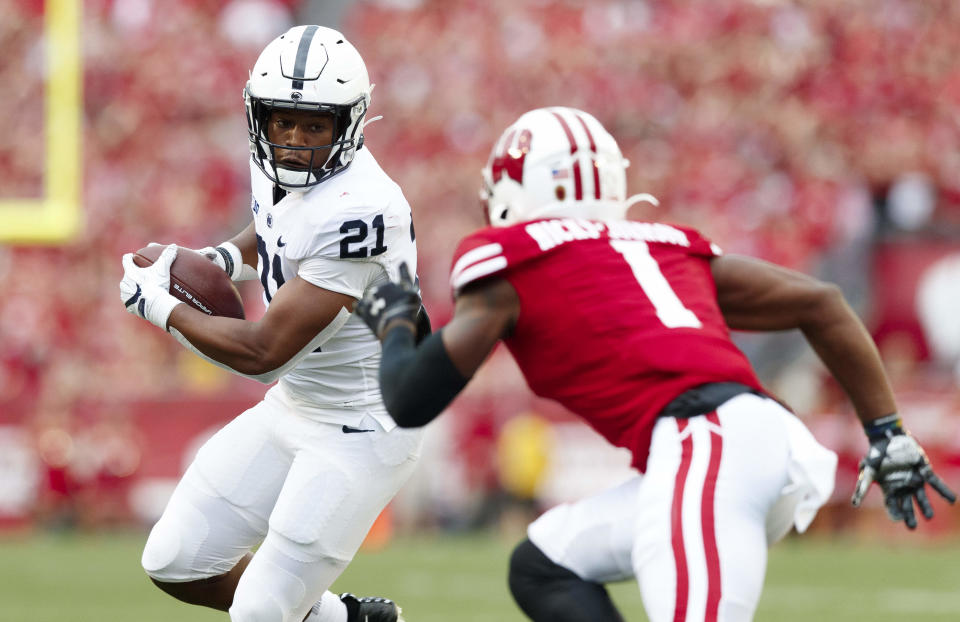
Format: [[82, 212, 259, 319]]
[[0, 0, 81, 244]]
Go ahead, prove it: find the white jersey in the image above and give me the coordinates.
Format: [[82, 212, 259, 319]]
[[249, 148, 418, 431]]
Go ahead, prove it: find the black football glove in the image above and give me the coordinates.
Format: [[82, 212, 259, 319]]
[[851, 415, 956, 529], [356, 263, 424, 340]]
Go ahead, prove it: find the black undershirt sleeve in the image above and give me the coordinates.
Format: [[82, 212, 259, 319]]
[[379, 325, 468, 427]]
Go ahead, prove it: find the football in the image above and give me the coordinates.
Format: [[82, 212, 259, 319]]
[[133, 246, 245, 320]]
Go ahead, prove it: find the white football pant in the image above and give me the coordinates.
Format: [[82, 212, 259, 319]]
[[141, 389, 423, 622], [529, 393, 837, 622]]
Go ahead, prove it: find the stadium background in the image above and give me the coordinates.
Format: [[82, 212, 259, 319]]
[[1, 0, 960, 619]]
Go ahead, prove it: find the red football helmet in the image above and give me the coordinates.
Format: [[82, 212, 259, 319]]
[[480, 107, 657, 226]]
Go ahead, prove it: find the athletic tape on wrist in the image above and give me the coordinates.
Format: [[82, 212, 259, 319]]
[[864, 413, 903, 440]]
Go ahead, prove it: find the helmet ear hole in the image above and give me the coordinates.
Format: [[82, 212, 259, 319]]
[[555, 186, 566, 201]]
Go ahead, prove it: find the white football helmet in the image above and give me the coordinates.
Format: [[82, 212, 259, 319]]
[[480, 107, 657, 226], [245, 25, 372, 191]]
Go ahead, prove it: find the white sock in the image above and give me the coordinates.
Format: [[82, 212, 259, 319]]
[[302, 591, 348, 622]]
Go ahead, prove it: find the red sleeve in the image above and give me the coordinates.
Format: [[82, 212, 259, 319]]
[[448, 224, 542, 296]]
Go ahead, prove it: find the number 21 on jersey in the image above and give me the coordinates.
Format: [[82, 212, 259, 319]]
[[610, 239, 702, 329], [256, 215, 391, 303]]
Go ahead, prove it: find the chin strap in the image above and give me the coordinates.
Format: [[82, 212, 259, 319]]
[[624, 193, 660, 210], [361, 114, 383, 130]]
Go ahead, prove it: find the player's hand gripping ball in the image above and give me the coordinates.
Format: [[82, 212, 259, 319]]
[[133, 244, 245, 319], [120, 244, 244, 331]]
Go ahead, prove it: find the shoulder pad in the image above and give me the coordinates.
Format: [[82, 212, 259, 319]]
[[282, 186, 411, 262], [671, 224, 723, 258], [605, 220, 721, 258], [449, 224, 542, 294]]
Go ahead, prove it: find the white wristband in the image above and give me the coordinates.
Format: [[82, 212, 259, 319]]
[[154, 295, 184, 332], [213, 242, 244, 280], [215, 241, 259, 281]]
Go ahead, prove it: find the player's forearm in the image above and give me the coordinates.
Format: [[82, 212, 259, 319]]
[[167, 305, 277, 375], [799, 289, 898, 426], [379, 326, 468, 427]]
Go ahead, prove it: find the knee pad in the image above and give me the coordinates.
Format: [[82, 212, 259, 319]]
[[229, 589, 285, 622], [509, 539, 624, 622], [141, 513, 191, 581], [141, 505, 243, 582], [142, 478, 261, 582]]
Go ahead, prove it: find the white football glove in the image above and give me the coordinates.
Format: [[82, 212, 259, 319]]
[[148, 241, 256, 281], [120, 244, 183, 331]]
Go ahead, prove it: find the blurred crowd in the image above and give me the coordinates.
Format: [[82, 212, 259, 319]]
[[1, 0, 960, 533]]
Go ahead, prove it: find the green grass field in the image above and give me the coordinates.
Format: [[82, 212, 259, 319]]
[[1, 530, 959, 621]]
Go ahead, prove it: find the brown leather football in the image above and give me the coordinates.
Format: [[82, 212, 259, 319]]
[[133, 246, 245, 320]]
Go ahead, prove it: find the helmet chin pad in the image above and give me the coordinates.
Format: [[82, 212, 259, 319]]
[[276, 166, 320, 190], [257, 138, 336, 191]]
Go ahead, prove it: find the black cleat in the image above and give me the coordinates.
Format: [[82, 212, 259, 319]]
[[340, 592, 404, 622]]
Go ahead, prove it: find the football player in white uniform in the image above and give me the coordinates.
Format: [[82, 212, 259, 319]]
[[118, 26, 424, 622]]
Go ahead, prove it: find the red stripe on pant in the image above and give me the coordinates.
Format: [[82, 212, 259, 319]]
[[670, 415, 724, 622], [671, 419, 692, 622], [702, 412, 723, 621]]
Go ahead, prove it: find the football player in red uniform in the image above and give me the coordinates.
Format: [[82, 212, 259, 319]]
[[355, 107, 955, 622]]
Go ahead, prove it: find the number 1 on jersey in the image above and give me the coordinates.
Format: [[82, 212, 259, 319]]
[[610, 240, 702, 329]]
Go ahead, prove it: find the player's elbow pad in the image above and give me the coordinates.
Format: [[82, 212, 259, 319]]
[[380, 328, 468, 427]]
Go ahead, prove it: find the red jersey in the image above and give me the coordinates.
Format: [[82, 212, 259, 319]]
[[449, 218, 764, 471]]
